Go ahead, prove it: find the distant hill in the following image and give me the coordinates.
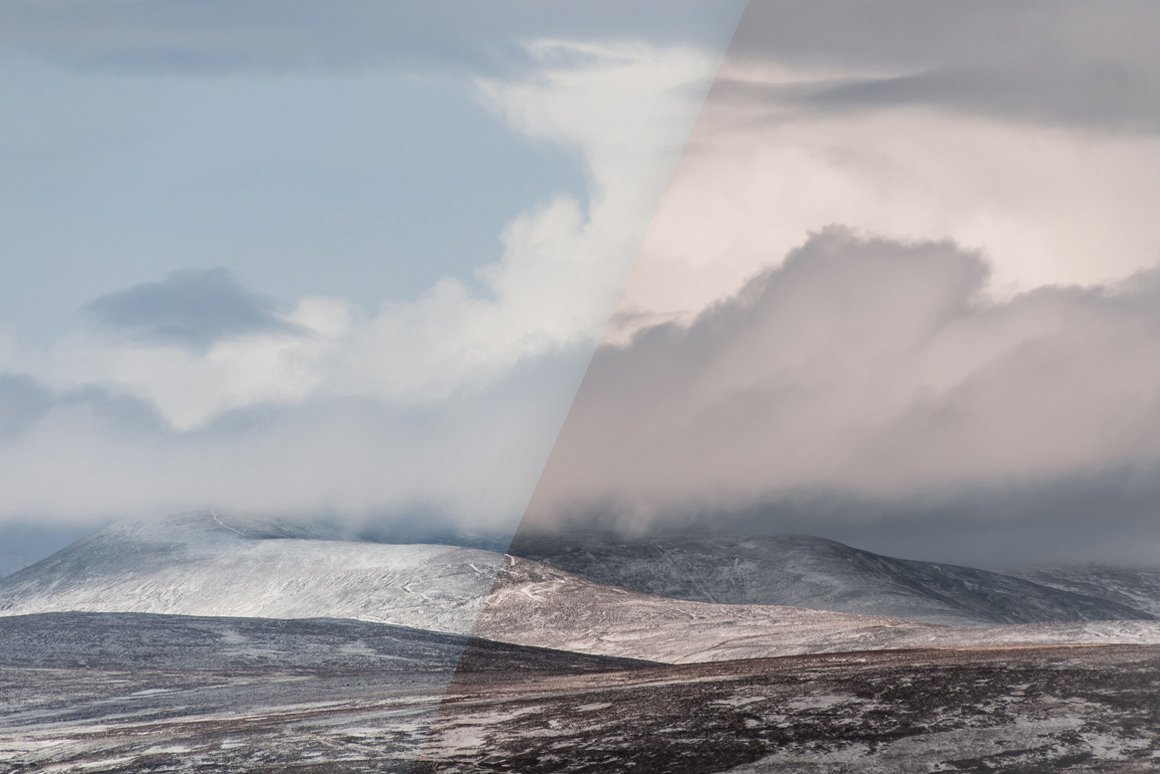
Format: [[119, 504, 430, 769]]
[[0, 511, 503, 635], [1011, 566, 1160, 618], [509, 532, 1155, 626], [3, 513, 1159, 665]]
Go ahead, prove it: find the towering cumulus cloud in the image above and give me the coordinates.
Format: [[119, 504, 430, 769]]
[[528, 229, 1160, 534]]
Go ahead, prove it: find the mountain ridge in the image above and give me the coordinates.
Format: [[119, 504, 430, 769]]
[[507, 531, 1155, 625], [3, 512, 1159, 665]]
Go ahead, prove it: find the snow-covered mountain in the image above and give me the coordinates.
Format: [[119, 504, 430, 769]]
[[0, 513, 937, 662], [0, 512, 502, 635], [509, 533, 1155, 626], [6, 516, 1160, 774], [474, 555, 1160, 663], [1011, 566, 1160, 618], [476, 555, 932, 662], [4, 513, 1159, 665]]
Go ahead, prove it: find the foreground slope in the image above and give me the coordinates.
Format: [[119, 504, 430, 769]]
[[0, 611, 649, 773], [510, 532, 1154, 625], [0, 610, 648, 674], [5, 622, 1159, 773]]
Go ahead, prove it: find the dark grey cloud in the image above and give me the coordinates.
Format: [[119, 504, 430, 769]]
[[531, 470, 1160, 569], [720, 1, 1160, 133], [0, 0, 743, 75], [523, 228, 1160, 564], [0, 374, 54, 438], [85, 268, 301, 349], [730, 1, 1160, 73], [636, 472, 1160, 569], [0, 374, 168, 440], [718, 61, 1160, 135]]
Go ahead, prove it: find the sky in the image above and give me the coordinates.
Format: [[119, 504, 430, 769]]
[[0, 1, 745, 541], [3, 1, 1160, 568], [521, 0, 1160, 566]]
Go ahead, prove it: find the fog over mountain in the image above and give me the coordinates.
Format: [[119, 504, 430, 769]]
[[522, 230, 1160, 566]]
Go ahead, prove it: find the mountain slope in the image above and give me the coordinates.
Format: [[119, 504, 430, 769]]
[[0, 512, 503, 635], [509, 533, 1154, 626], [1011, 566, 1160, 618], [4, 513, 1159, 665], [476, 555, 934, 662], [475, 555, 1160, 663], [0, 513, 946, 662], [0, 610, 650, 674]]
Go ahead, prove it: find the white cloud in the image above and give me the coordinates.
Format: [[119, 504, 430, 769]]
[[0, 40, 720, 523], [11, 40, 716, 430], [0, 351, 586, 530], [606, 61, 1160, 342]]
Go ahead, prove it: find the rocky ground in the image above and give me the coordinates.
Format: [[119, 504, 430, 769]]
[[421, 643, 1160, 773], [3, 614, 1159, 772]]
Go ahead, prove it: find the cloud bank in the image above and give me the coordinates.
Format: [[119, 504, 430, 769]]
[[508, 3, 1160, 565], [525, 229, 1160, 559]]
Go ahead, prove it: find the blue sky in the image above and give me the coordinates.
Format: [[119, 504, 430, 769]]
[[1, 62, 588, 337], [0, 1, 746, 540], [0, 1, 745, 342]]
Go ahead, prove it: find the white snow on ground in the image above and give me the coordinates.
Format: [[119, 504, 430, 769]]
[[724, 717, 1093, 774]]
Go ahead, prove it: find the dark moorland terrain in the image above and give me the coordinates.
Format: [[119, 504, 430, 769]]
[[2, 613, 1160, 772]]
